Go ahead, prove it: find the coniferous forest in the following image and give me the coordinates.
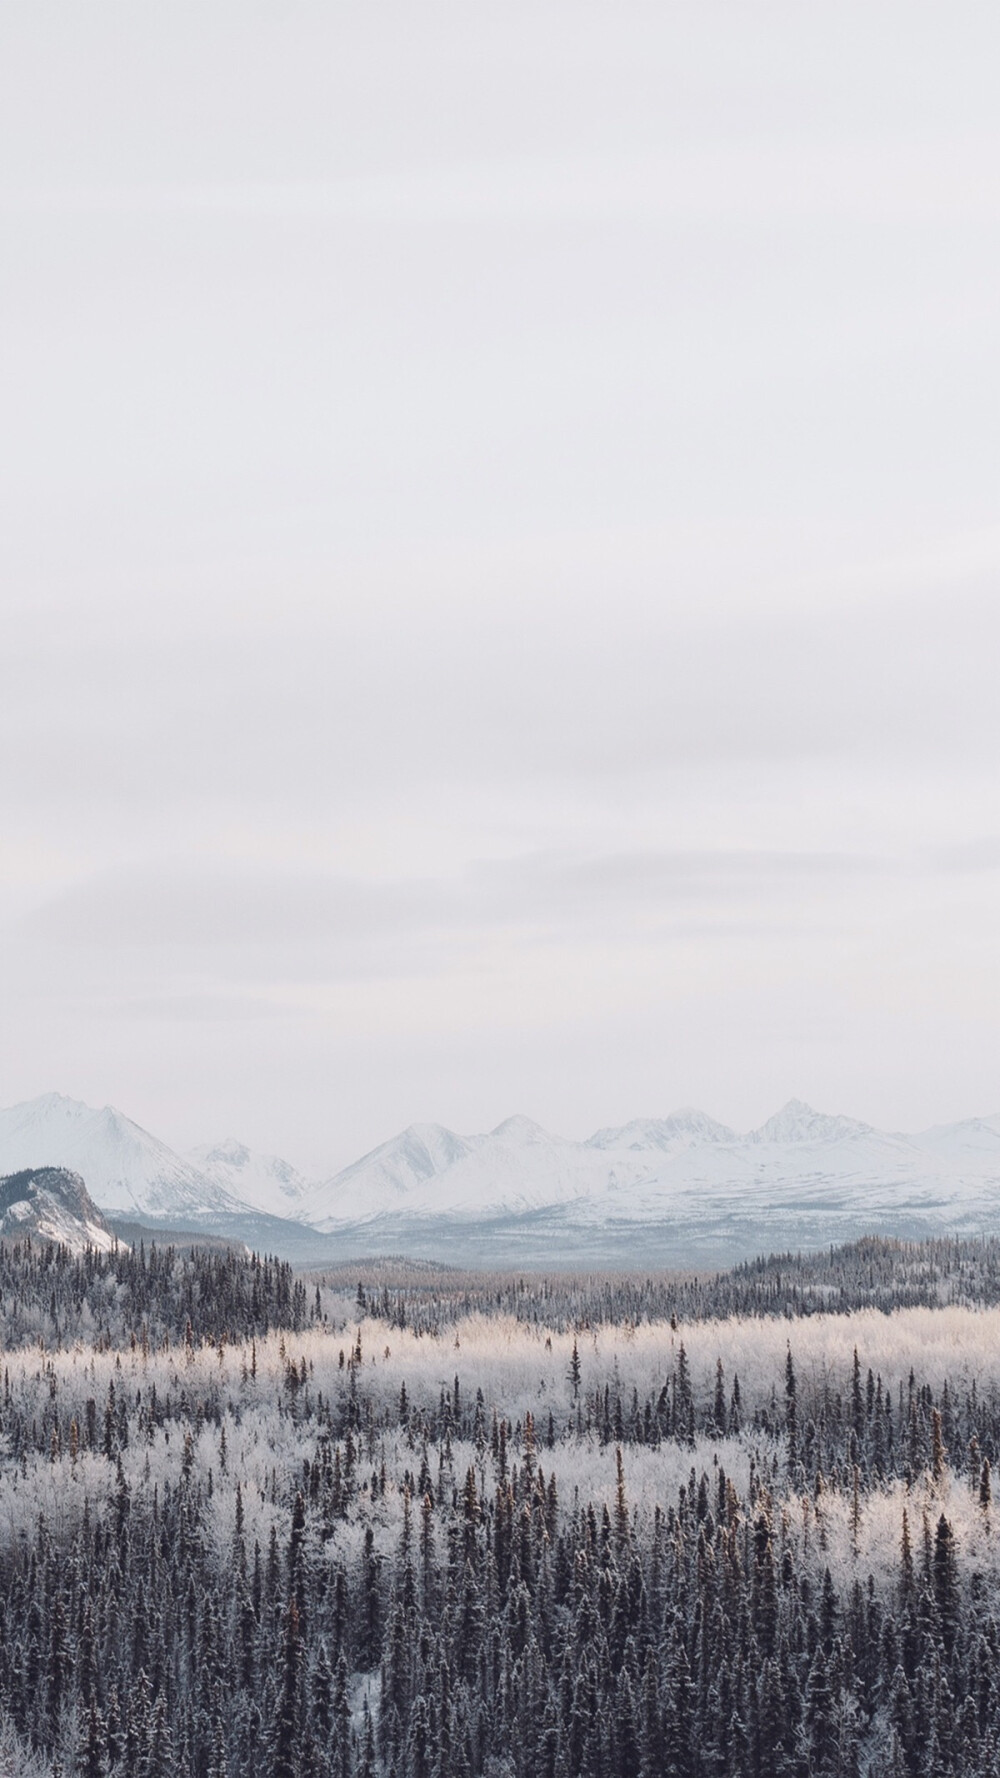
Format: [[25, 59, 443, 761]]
[[3, 1239, 1000, 1774]]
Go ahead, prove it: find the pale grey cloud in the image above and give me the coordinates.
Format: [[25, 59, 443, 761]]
[[10, 842, 964, 992], [3, 584, 1000, 850], [924, 839, 1000, 875], [21, 870, 451, 952], [29, 844, 891, 928]]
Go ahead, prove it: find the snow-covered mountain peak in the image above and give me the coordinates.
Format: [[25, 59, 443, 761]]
[[664, 1106, 737, 1139], [915, 1115, 1000, 1155], [31, 1091, 88, 1116], [402, 1122, 474, 1162], [199, 1138, 253, 1168], [189, 1138, 312, 1218], [10, 1091, 95, 1132], [750, 1099, 874, 1145], [295, 1122, 476, 1225], [588, 1109, 738, 1151], [385, 1124, 476, 1177], [489, 1115, 559, 1146], [94, 1103, 153, 1150]]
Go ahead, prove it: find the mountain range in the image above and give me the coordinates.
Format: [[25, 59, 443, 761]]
[[2, 1092, 1000, 1263]]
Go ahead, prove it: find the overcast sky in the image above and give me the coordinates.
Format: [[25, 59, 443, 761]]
[[2, 4, 999, 1170]]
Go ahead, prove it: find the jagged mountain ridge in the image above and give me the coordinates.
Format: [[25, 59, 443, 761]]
[[5, 1093, 1000, 1262], [299, 1096, 1000, 1239], [587, 1109, 739, 1152], [0, 1167, 116, 1252]]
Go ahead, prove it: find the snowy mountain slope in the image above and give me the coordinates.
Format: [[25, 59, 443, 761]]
[[914, 1114, 1000, 1158], [0, 1167, 117, 1252], [303, 1099, 1000, 1242], [298, 1116, 617, 1229], [188, 1139, 313, 1219], [0, 1095, 248, 1219], [295, 1122, 480, 1225]]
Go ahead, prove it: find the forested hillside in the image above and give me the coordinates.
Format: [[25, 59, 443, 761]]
[[0, 1238, 999, 1774]]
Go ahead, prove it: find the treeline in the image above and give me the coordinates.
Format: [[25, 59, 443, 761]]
[[0, 1234, 993, 1352], [0, 1238, 308, 1347], [334, 1235, 1000, 1334]]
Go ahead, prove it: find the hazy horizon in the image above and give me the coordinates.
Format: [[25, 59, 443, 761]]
[[3, 5, 999, 1170]]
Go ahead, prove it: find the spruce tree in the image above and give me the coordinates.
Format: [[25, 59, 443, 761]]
[[273, 1600, 304, 1778]]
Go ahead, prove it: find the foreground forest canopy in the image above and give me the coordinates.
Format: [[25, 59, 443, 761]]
[[3, 1239, 1000, 1774]]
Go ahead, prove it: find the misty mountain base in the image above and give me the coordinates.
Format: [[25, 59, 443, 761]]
[[0, 1242, 998, 1773]]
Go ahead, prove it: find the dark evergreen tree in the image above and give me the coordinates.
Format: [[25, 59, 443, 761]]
[[273, 1600, 304, 1778]]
